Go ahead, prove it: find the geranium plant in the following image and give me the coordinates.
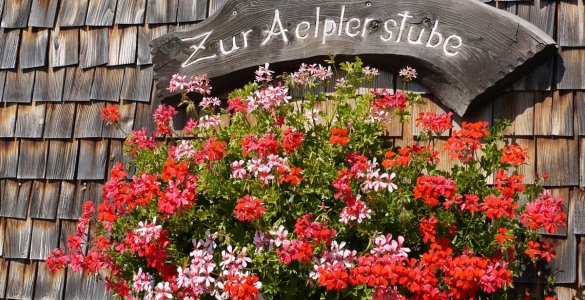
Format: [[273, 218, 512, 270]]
[[48, 57, 565, 300]]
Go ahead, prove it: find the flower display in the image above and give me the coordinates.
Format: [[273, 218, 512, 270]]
[[48, 58, 563, 299]]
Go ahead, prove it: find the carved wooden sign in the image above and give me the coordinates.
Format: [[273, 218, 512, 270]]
[[151, 0, 557, 115]]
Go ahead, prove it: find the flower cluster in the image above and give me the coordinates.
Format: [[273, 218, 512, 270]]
[[50, 59, 564, 300]]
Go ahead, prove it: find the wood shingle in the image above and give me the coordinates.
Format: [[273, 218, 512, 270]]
[[28, 0, 60, 28], [43, 103, 75, 139], [80, 27, 109, 69], [90, 66, 125, 101], [20, 28, 49, 69], [77, 140, 109, 180], [115, 0, 146, 24], [30, 220, 59, 259], [17, 140, 48, 179], [0, 104, 17, 137], [557, 49, 585, 90], [74, 102, 104, 138], [29, 181, 60, 219], [57, 0, 89, 27], [120, 65, 153, 102], [33, 66, 66, 102], [102, 102, 136, 138], [1, 0, 33, 29], [0, 29, 20, 69], [0, 141, 19, 178], [146, 0, 178, 24], [62, 66, 95, 102], [177, 0, 208, 22], [49, 28, 79, 68], [3, 69, 35, 103], [536, 137, 579, 187], [14, 103, 46, 138], [86, 0, 117, 27], [5, 260, 36, 299], [3, 218, 32, 259], [46, 140, 78, 180], [559, 0, 585, 47], [108, 25, 137, 66], [34, 263, 65, 300]]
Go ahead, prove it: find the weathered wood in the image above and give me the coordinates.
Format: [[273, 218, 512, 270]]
[[50, 28, 79, 67], [146, 0, 178, 24], [0, 104, 17, 137], [517, 0, 556, 37], [77, 140, 109, 180], [551, 91, 574, 137], [33, 66, 66, 102], [178, 0, 208, 22], [536, 137, 579, 187], [30, 220, 59, 259], [559, 0, 585, 47], [0, 70, 6, 101], [29, 0, 60, 28], [58, 0, 89, 27], [3, 218, 33, 258], [115, 0, 146, 24], [574, 189, 585, 234], [557, 48, 585, 90], [80, 28, 109, 68], [3, 69, 35, 103], [5, 260, 35, 299], [64, 270, 115, 300], [44, 103, 75, 139], [91, 67, 125, 101], [74, 102, 105, 138], [208, 0, 227, 16], [29, 181, 60, 219], [102, 102, 136, 138], [15, 103, 46, 138], [151, 0, 557, 116], [581, 138, 585, 189], [133, 91, 159, 133], [86, 0, 117, 26], [1, 0, 33, 28], [0, 29, 20, 69], [46, 140, 78, 180], [577, 92, 585, 136], [108, 140, 135, 178], [0, 141, 19, 178], [17, 140, 48, 179], [0, 181, 32, 219], [20, 29, 49, 69], [108, 25, 137, 66], [0, 260, 7, 297], [137, 24, 169, 65], [120, 65, 153, 102], [35, 262, 65, 300], [492, 92, 534, 136], [534, 91, 553, 136], [0, 219, 4, 257], [57, 182, 76, 220], [63, 67, 95, 102]]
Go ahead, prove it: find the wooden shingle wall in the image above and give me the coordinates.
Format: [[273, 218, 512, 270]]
[[0, 0, 583, 298]]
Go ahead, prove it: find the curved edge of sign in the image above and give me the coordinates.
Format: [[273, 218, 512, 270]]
[[150, 0, 557, 116]]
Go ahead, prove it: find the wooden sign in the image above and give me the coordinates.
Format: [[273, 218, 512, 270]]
[[151, 0, 557, 116]]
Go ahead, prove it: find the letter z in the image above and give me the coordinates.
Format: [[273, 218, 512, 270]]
[[181, 31, 216, 68]]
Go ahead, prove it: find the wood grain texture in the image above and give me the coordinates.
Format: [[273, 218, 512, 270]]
[[90, 67, 125, 101], [1, 0, 33, 28], [115, 0, 146, 24], [64, 270, 116, 300], [208, 0, 227, 16], [108, 25, 137, 66], [46, 140, 78, 180], [0, 70, 6, 101], [63, 67, 95, 102], [30, 220, 59, 259], [559, 0, 585, 47], [57, 0, 89, 27], [151, 0, 557, 116], [20, 29, 49, 69], [17, 140, 48, 179], [74, 102, 105, 138], [137, 24, 168, 65], [108, 140, 135, 178], [0, 29, 21, 69], [35, 262, 65, 300], [551, 91, 574, 137], [534, 91, 553, 135], [133, 92, 159, 133], [581, 138, 585, 188], [517, 0, 556, 37], [0, 219, 4, 257], [50, 28, 79, 67], [178, 0, 208, 22], [33, 66, 65, 102], [493, 92, 534, 136], [0, 260, 6, 295], [576, 92, 585, 136], [15, 103, 46, 138], [3, 218, 32, 259], [29, 0, 60, 28], [574, 189, 585, 234], [29, 181, 60, 219], [80, 28, 109, 69], [86, 0, 117, 26], [512, 57, 553, 91], [0, 181, 21, 217], [5, 260, 35, 299], [120, 65, 153, 102], [557, 48, 585, 90], [77, 140, 109, 180], [0, 141, 19, 178], [57, 182, 76, 220], [146, 0, 178, 24], [102, 102, 136, 138], [43, 103, 75, 139], [3, 69, 35, 103], [0, 104, 17, 137], [536, 137, 579, 187]]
